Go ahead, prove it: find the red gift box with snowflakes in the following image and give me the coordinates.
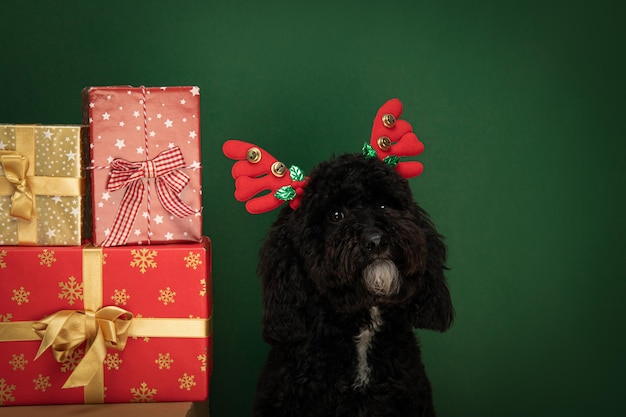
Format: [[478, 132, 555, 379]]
[[0, 238, 212, 406], [83, 86, 203, 247]]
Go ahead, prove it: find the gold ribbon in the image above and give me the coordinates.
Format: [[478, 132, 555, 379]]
[[0, 244, 211, 403], [33, 306, 133, 389], [0, 151, 34, 220], [0, 126, 85, 244]]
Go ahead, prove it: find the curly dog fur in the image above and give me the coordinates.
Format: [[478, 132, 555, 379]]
[[254, 153, 453, 417]]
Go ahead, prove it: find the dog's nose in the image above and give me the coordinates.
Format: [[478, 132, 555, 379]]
[[364, 232, 387, 252]]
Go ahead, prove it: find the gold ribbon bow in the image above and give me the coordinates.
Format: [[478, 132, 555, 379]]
[[0, 151, 35, 220], [33, 306, 133, 388]]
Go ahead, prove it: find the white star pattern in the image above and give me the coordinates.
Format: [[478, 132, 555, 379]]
[[0, 125, 84, 245], [87, 86, 202, 245]]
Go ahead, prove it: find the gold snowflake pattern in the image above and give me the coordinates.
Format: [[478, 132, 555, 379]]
[[9, 354, 28, 371], [33, 374, 51, 392], [1, 313, 12, 322], [130, 382, 157, 402], [178, 373, 196, 391], [58, 276, 83, 306], [60, 349, 84, 373], [0, 378, 16, 405], [38, 249, 56, 267], [199, 278, 207, 297], [184, 251, 202, 270], [104, 353, 123, 371], [155, 353, 174, 370], [158, 287, 176, 306], [111, 289, 130, 306], [197, 351, 208, 372], [0, 250, 6, 269], [130, 248, 158, 274], [11, 287, 30, 305]]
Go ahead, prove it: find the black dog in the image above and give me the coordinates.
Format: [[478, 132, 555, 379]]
[[253, 153, 453, 417]]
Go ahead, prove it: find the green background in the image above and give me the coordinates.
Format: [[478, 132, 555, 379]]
[[1, 0, 624, 415]]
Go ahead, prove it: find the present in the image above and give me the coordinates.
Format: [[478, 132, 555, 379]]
[[83, 86, 203, 246], [0, 238, 212, 405], [0, 124, 87, 246]]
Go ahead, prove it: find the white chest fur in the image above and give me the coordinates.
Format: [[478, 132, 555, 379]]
[[353, 306, 383, 388]]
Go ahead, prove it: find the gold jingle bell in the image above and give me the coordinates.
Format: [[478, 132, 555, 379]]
[[377, 136, 392, 151], [382, 113, 396, 128], [271, 161, 287, 177], [246, 147, 262, 163]]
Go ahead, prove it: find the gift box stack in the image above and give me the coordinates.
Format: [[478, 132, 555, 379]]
[[0, 86, 211, 407]]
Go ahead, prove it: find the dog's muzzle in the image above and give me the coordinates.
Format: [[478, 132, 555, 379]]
[[362, 259, 401, 296]]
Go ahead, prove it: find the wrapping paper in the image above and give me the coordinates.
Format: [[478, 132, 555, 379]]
[[0, 238, 212, 405], [0, 124, 86, 246], [83, 86, 203, 246]]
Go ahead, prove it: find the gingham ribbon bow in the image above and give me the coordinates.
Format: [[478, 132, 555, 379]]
[[103, 146, 195, 246]]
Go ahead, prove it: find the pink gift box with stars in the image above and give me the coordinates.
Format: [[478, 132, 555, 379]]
[[83, 86, 203, 247]]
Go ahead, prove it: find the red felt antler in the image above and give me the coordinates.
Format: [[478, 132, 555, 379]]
[[224, 99, 424, 214], [222, 140, 308, 214], [369, 98, 424, 178]]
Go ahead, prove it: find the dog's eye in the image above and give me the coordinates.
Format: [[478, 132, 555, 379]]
[[328, 210, 345, 223]]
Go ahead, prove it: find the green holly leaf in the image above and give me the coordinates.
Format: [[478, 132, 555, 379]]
[[362, 143, 377, 158], [274, 185, 297, 201], [289, 165, 305, 182]]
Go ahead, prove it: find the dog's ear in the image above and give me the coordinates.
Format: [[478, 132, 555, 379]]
[[410, 205, 454, 332], [257, 213, 308, 345]]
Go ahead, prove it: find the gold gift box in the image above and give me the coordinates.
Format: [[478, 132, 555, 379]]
[[0, 124, 87, 245]]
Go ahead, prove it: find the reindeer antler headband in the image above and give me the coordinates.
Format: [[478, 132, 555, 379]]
[[223, 98, 424, 214]]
